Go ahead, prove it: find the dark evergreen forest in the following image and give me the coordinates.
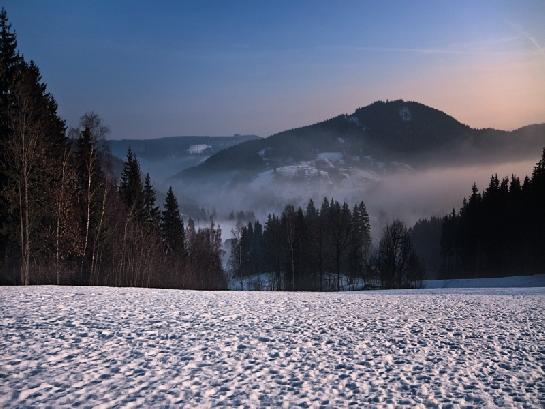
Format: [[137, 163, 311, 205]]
[[439, 149, 545, 278], [408, 149, 545, 279]]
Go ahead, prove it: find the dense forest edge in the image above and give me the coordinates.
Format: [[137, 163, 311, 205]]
[[0, 9, 543, 290], [227, 148, 545, 290]]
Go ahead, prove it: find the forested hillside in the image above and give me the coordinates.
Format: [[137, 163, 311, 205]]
[[181, 100, 545, 183]]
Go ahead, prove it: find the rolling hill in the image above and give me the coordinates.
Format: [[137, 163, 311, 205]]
[[178, 100, 545, 185]]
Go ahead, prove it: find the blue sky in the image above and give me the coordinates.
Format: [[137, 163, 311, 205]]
[[3, 0, 545, 139]]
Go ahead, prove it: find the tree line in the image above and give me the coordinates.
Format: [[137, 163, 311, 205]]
[[438, 149, 545, 278], [229, 198, 423, 290], [0, 9, 225, 289]]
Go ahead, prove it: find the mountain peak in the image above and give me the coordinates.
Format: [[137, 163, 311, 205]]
[[353, 100, 466, 128], [346, 100, 469, 151]]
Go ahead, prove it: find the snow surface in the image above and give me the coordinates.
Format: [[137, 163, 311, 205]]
[[275, 162, 329, 179], [316, 152, 344, 162], [1, 286, 544, 407], [257, 148, 270, 160]]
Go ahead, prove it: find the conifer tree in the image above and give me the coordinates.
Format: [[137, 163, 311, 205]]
[[263, 214, 282, 289], [161, 187, 185, 256], [0, 8, 19, 143], [143, 173, 160, 226], [0, 8, 17, 267], [119, 148, 144, 220], [318, 197, 330, 290], [349, 201, 371, 283], [305, 199, 320, 289]]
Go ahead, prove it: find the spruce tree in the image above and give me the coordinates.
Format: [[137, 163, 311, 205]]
[[0, 8, 19, 137], [143, 173, 160, 226], [161, 187, 185, 256], [318, 197, 331, 290], [305, 199, 320, 290], [349, 201, 371, 281], [119, 148, 144, 219], [263, 214, 282, 289], [0, 9, 20, 276]]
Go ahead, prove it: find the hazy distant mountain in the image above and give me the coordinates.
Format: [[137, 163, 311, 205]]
[[178, 100, 545, 184], [107, 134, 259, 183]]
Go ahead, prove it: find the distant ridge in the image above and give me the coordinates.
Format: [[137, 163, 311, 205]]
[[108, 134, 258, 161], [178, 100, 545, 181], [106, 134, 259, 182]]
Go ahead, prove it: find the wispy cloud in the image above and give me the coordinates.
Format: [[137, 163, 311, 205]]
[[507, 21, 545, 63], [522, 33, 545, 60]]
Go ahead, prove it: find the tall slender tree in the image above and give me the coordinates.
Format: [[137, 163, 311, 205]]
[[119, 148, 144, 220], [161, 187, 185, 256], [143, 173, 160, 226], [73, 114, 107, 284]]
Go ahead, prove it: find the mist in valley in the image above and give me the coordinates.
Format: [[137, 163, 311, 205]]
[[173, 157, 537, 242]]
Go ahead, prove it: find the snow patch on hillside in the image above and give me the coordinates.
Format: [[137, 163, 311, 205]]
[[187, 144, 211, 154], [316, 152, 343, 163], [399, 106, 412, 122], [276, 162, 329, 178], [257, 147, 270, 160]]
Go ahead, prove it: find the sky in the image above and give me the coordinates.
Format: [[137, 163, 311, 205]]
[[3, 0, 545, 139]]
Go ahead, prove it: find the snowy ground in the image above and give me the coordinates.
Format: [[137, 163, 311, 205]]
[[1, 286, 544, 407]]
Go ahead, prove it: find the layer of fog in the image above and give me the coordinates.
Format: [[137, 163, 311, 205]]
[[366, 158, 535, 235], [175, 158, 536, 242]]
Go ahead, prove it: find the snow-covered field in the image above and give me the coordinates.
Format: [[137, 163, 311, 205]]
[[1, 286, 544, 407]]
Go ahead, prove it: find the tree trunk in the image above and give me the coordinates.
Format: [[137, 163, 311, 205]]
[[336, 248, 340, 291], [55, 149, 69, 285], [18, 181, 25, 285], [80, 149, 95, 284], [290, 242, 295, 291], [23, 165, 30, 286], [90, 183, 108, 285]]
